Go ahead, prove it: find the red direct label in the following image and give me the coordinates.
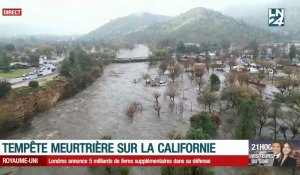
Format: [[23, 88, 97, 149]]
[[2, 8, 22, 16]]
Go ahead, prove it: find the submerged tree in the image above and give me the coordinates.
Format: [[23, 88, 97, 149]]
[[165, 83, 178, 102], [194, 65, 206, 91], [198, 91, 218, 113], [154, 103, 161, 117], [168, 64, 182, 82], [153, 91, 161, 103], [159, 60, 169, 74], [125, 102, 142, 118]]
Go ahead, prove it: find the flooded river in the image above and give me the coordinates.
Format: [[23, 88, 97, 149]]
[[2, 46, 201, 175], [6, 62, 193, 140], [1, 46, 298, 175]]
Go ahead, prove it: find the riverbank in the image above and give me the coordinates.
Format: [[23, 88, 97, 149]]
[[0, 70, 103, 134]]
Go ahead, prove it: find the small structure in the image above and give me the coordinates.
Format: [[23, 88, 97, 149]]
[[216, 61, 225, 68], [193, 63, 206, 69], [10, 62, 29, 69]]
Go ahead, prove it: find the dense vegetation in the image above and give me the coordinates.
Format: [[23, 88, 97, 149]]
[[59, 48, 103, 89], [28, 81, 39, 88], [0, 80, 11, 99]]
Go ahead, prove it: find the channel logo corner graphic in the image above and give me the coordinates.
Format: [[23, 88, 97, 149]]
[[268, 8, 284, 27]]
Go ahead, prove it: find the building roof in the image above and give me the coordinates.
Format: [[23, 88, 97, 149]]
[[10, 62, 28, 66]]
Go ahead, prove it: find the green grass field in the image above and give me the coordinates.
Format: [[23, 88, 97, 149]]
[[0, 68, 36, 79], [37, 78, 48, 86]]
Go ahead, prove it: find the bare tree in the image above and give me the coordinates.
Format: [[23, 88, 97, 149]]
[[259, 60, 273, 72], [169, 101, 175, 112], [198, 91, 218, 113], [154, 103, 161, 117], [153, 91, 161, 103], [142, 73, 150, 86], [125, 102, 142, 117], [283, 67, 294, 78], [276, 77, 289, 95], [182, 59, 189, 72], [164, 83, 178, 102], [195, 77, 204, 92], [176, 101, 184, 117], [194, 65, 206, 78], [194, 65, 206, 91], [256, 100, 269, 137], [168, 64, 182, 82], [277, 58, 291, 67], [269, 100, 281, 139], [226, 72, 236, 86], [159, 60, 168, 74], [189, 58, 196, 76], [277, 112, 300, 140], [288, 79, 300, 95], [237, 71, 251, 87], [218, 100, 231, 114], [257, 70, 266, 83]]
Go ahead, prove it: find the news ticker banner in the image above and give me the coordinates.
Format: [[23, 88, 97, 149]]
[[0, 140, 298, 167]]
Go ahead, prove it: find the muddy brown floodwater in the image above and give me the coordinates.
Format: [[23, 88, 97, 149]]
[[2, 45, 297, 174], [2, 61, 208, 175]]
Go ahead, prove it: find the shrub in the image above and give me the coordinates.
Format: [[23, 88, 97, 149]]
[[186, 128, 210, 140], [125, 102, 142, 117], [210, 73, 220, 91], [58, 48, 104, 90], [28, 81, 39, 88], [90, 66, 102, 77], [189, 111, 217, 137], [0, 80, 11, 98]]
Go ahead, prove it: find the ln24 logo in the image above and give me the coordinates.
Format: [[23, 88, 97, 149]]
[[268, 8, 284, 26]]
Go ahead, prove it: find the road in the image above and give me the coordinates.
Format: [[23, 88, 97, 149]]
[[11, 73, 58, 88], [8, 64, 57, 84]]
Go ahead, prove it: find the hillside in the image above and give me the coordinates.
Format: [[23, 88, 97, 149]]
[[124, 7, 287, 43], [84, 12, 171, 41], [83, 7, 288, 44]]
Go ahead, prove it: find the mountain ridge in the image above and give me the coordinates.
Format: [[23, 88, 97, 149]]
[[84, 12, 172, 41], [84, 7, 288, 43]]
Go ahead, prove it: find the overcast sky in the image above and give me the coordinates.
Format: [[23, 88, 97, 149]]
[[0, 0, 285, 35]]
